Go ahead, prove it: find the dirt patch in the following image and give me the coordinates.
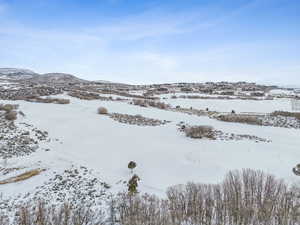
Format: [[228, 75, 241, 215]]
[[0, 169, 44, 185]]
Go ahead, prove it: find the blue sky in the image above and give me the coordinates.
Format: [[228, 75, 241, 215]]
[[0, 0, 299, 85]]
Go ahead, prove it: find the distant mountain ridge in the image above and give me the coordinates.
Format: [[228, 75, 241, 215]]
[[0, 68, 39, 80], [28, 73, 87, 84], [0, 68, 88, 84], [0, 68, 37, 75]]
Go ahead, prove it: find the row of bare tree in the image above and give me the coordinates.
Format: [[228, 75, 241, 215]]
[[113, 169, 300, 225], [1, 169, 299, 225]]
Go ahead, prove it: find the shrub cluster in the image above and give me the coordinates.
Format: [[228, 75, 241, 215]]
[[217, 114, 262, 125], [26, 97, 70, 104], [184, 125, 215, 139], [0, 104, 19, 121], [132, 99, 170, 109], [271, 111, 300, 120], [68, 91, 105, 100]]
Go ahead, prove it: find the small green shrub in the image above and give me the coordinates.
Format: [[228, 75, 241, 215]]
[[128, 161, 137, 173], [128, 174, 140, 194]]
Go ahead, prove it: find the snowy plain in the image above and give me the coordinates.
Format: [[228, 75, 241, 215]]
[[1, 95, 300, 199], [159, 94, 295, 113]]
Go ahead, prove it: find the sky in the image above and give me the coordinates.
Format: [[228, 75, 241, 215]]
[[0, 0, 299, 85]]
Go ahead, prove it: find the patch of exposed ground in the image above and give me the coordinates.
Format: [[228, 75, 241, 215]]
[[0, 169, 44, 185]]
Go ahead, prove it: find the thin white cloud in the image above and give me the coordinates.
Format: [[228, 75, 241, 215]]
[[140, 52, 177, 70], [0, 0, 299, 86], [84, 8, 216, 41]]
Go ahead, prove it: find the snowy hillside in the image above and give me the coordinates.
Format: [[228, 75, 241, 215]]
[[0, 68, 88, 83], [0, 68, 36, 75], [29, 73, 88, 83], [0, 68, 38, 80]]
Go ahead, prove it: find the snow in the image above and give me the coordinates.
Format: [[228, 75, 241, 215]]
[[0, 68, 37, 80], [0, 68, 36, 75], [0, 81, 19, 90], [160, 96, 293, 113], [1, 95, 300, 199], [268, 89, 295, 96], [158, 93, 239, 99]]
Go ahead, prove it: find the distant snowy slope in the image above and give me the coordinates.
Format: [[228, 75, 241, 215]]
[[0, 68, 88, 83], [29, 73, 88, 83], [0, 68, 39, 80]]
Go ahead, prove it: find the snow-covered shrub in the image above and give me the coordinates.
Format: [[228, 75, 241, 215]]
[[97, 107, 108, 114], [271, 111, 300, 120], [184, 125, 214, 139]]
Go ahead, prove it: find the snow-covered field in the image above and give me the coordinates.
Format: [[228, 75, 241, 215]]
[[160, 94, 295, 113], [1, 95, 300, 201]]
